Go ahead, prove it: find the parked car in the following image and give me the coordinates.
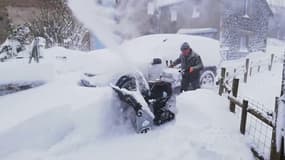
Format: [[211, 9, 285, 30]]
[[80, 34, 221, 89], [120, 34, 221, 88]]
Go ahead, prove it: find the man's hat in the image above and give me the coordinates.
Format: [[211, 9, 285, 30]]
[[180, 42, 190, 51]]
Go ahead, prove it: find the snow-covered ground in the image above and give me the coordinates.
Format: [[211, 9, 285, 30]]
[[0, 34, 257, 159], [239, 62, 282, 110]]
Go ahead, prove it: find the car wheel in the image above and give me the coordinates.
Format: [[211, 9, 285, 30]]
[[200, 70, 215, 88]]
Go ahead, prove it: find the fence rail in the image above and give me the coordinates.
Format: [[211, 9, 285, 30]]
[[222, 53, 284, 85]]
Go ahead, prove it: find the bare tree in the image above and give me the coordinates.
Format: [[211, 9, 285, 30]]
[[28, 0, 88, 50]]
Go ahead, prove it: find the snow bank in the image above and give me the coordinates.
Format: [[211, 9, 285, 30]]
[[0, 63, 55, 84]]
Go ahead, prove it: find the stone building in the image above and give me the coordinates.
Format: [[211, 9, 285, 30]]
[[268, 5, 285, 40], [221, 0, 273, 59], [148, 0, 221, 39], [147, 0, 273, 60]]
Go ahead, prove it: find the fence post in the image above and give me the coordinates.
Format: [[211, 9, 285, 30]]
[[258, 65, 261, 73], [269, 54, 274, 71], [270, 97, 279, 160], [219, 67, 226, 96], [244, 58, 250, 83], [281, 136, 284, 160], [230, 78, 239, 113], [240, 100, 248, 135], [281, 54, 285, 96], [249, 67, 253, 77]]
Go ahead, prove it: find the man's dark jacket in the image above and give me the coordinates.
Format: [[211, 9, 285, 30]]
[[173, 50, 204, 81]]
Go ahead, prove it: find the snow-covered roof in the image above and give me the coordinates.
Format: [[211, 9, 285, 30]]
[[177, 28, 218, 34], [154, 0, 185, 8], [267, 0, 285, 7]]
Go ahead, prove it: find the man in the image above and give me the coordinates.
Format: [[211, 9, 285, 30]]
[[170, 42, 204, 92]]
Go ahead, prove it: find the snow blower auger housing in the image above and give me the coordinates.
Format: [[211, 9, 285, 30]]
[[111, 72, 175, 134]]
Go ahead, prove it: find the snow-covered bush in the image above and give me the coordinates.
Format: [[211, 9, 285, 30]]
[[9, 24, 32, 49], [0, 38, 22, 62]]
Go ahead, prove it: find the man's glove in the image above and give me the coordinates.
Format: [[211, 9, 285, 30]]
[[189, 67, 194, 73]]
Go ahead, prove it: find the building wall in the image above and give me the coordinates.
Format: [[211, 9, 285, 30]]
[[221, 0, 271, 60], [155, 0, 221, 38], [7, 6, 40, 25], [269, 6, 285, 40], [0, 0, 46, 44], [0, 1, 10, 43]]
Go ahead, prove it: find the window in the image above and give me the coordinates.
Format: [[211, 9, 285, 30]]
[[192, 6, 200, 18], [170, 8, 177, 22], [147, 2, 155, 15], [240, 35, 249, 52]]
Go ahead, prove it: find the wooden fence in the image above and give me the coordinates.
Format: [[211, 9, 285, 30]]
[[218, 53, 285, 160]]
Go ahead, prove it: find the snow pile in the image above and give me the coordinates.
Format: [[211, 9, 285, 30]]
[[0, 63, 55, 84]]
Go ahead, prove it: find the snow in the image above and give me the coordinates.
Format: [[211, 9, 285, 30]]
[[111, 84, 154, 118], [239, 63, 282, 110], [0, 86, 254, 160], [68, 0, 120, 47], [267, 0, 285, 7], [177, 28, 218, 35], [267, 38, 285, 57], [0, 63, 55, 84], [120, 34, 221, 67], [0, 33, 255, 159], [155, 0, 184, 8]]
